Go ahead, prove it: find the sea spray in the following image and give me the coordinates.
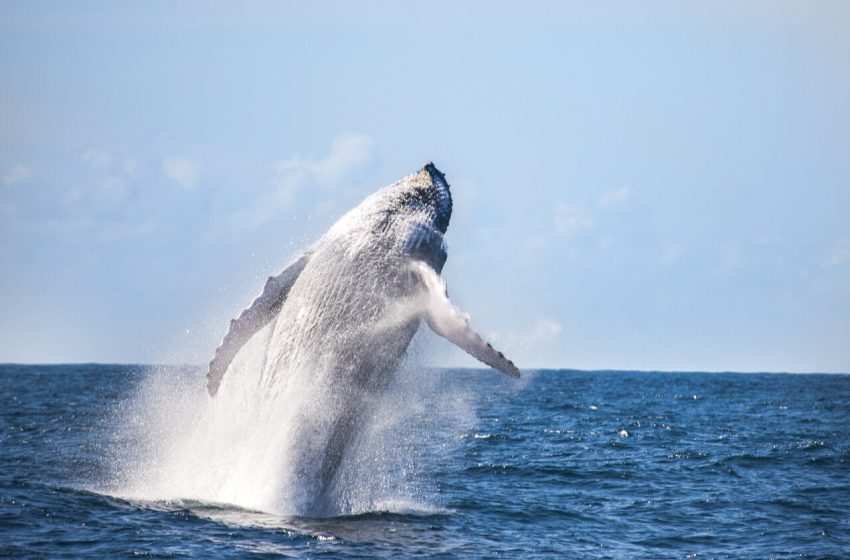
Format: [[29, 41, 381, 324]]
[[108, 331, 476, 516], [106, 275, 470, 516]]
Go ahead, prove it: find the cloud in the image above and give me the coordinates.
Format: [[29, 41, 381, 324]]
[[553, 202, 594, 236], [75, 148, 138, 206], [823, 241, 849, 268], [598, 186, 633, 209], [81, 149, 139, 177], [100, 175, 128, 205], [313, 132, 375, 184], [269, 159, 309, 210], [2, 164, 32, 185], [64, 187, 84, 204], [250, 132, 375, 225], [162, 156, 203, 189], [81, 149, 113, 171], [274, 131, 375, 189], [234, 132, 377, 229], [124, 157, 139, 176], [661, 243, 685, 265]]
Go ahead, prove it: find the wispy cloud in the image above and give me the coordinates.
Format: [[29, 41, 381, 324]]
[[124, 157, 139, 176], [553, 202, 594, 236], [77, 148, 137, 206], [823, 241, 849, 268], [3, 164, 33, 185], [234, 132, 376, 230], [661, 243, 685, 265], [162, 156, 203, 189], [81, 148, 114, 172], [273, 131, 375, 189], [598, 186, 633, 209], [81, 149, 139, 177]]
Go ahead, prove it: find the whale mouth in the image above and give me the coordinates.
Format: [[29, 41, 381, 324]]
[[421, 162, 452, 234]]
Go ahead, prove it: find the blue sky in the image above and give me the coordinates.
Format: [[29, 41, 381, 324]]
[[1, 1, 848, 372]]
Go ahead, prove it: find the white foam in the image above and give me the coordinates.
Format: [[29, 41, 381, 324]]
[[106, 340, 475, 518]]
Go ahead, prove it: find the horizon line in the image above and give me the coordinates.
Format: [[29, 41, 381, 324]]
[[0, 362, 847, 376]]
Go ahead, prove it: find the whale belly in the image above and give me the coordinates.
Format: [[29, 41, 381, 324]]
[[251, 247, 424, 511]]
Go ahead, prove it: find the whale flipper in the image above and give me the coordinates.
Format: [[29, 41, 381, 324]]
[[418, 263, 520, 379], [207, 252, 312, 395]]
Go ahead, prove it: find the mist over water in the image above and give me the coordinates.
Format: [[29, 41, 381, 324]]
[[107, 330, 476, 517]]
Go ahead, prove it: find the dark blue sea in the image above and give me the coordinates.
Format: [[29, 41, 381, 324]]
[[1, 365, 848, 559]]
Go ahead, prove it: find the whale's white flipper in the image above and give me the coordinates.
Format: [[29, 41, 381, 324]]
[[207, 252, 312, 395], [418, 262, 520, 379]]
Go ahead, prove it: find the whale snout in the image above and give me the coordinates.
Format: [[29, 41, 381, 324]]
[[423, 161, 445, 181], [419, 162, 452, 233]]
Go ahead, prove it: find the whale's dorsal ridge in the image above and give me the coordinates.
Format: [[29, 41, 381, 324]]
[[207, 251, 312, 396]]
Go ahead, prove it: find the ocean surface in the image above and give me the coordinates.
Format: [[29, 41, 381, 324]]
[[1, 364, 848, 559]]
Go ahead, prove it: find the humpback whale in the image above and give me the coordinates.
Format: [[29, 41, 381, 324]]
[[205, 162, 518, 514]]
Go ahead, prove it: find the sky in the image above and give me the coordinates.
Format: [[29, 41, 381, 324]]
[[1, 1, 849, 372]]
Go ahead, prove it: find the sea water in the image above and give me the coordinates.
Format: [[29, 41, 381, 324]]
[[1, 364, 848, 558]]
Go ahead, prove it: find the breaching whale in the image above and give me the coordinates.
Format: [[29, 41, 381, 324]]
[[205, 162, 519, 514]]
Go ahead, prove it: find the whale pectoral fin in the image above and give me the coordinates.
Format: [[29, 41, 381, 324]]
[[418, 263, 520, 379], [207, 252, 312, 395]]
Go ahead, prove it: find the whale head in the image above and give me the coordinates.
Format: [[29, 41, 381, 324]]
[[326, 162, 453, 273], [381, 162, 453, 272], [397, 161, 452, 235]]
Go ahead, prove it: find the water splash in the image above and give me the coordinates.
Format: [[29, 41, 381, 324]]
[[108, 329, 475, 517]]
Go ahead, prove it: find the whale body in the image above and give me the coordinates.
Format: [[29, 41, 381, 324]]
[[205, 162, 518, 514]]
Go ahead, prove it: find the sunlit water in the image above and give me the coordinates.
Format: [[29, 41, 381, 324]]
[[2, 364, 849, 558]]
